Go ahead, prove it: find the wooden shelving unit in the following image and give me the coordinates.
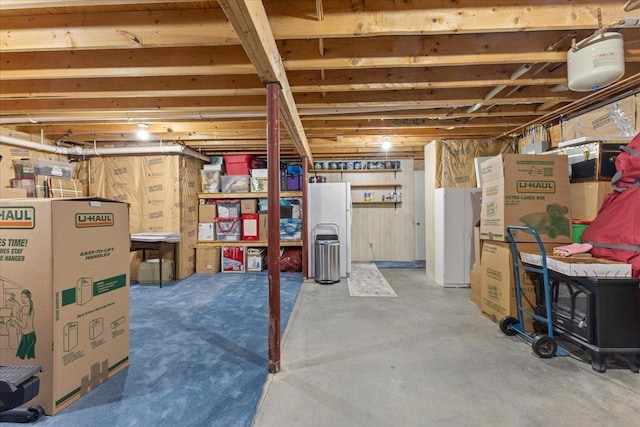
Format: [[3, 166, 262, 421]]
[[196, 240, 302, 247], [352, 201, 402, 206], [309, 169, 402, 173], [350, 183, 402, 208], [350, 184, 402, 190], [198, 191, 302, 199], [196, 191, 303, 247]]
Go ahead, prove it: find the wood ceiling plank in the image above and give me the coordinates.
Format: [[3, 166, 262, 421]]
[[3, 2, 630, 50], [0, 75, 265, 99], [0, 7, 235, 51], [0, 0, 213, 10], [284, 51, 572, 70], [0, 46, 254, 80], [279, 32, 585, 59], [265, 0, 634, 38]]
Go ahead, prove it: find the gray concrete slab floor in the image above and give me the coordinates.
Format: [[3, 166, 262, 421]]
[[253, 267, 640, 427]]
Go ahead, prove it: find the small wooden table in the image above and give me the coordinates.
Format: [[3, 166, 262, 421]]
[[130, 239, 178, 288]]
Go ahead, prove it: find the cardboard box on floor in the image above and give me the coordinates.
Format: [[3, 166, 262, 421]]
[[0, 198, 130, 415], [480, 241, 555, 331], [195, 246, 221, 273], [479, 154, 573, 243]]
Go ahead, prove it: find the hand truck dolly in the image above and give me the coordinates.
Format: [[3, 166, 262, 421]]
[[498, 225, 569, 358]]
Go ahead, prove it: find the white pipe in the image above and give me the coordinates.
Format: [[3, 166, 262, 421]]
[[510, 64, 532, 80], [484, 85, 506, 101], [0, 133, 69, 155], [466, 102, 483, 113], [0, 133, 210, 162], [0, 110, 267, 125]]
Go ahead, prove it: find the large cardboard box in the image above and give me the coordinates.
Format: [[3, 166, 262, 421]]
[[195, 246, 221, 274], [198, 202, 217, 223], [0, 187, 28, 198], [246, 248, 266, 272], [561, 95, 637, 141], [479, 154, 572, 243], [569, 181, 612, 221], [258, 214, 268, 241], [480, 241, 555, 331], [0, 198, 130, 415], [222, 246, 245, 272]]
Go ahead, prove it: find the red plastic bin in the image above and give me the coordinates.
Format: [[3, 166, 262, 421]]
[[224, 154, 254, 176]]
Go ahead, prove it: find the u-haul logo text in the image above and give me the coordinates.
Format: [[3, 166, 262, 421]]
[[516, 180, 556, 194], [0, 207, 35, 229], [486, 268, 502, 281], [75, 213, 114, 228]]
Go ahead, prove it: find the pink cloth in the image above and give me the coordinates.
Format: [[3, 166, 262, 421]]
[[552, 243, 593, 257]]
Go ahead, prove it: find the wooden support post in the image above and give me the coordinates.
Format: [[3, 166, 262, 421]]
[[302, 156, 309, 278], [266, 81, 281, 374]]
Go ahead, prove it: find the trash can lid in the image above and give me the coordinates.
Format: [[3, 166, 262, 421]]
[[316, 234, 338, 240]]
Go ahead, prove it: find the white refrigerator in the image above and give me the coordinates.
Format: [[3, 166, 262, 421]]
[[308, 182, 352, 278]]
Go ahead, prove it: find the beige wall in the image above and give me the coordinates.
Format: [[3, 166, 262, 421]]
[[318, 160, 416, 262], [90, 155, 202, 279]]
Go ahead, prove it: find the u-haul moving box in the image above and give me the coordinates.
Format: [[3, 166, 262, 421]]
[[0, 198, 130, 415], [479, 154, 573, 243]]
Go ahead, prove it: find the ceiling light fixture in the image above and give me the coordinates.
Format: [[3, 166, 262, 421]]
[[381, 140, 391, 151], [137, 123, 149, 140]]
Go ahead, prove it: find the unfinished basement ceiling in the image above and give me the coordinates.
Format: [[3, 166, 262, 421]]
[[1, 0, 639, 162]]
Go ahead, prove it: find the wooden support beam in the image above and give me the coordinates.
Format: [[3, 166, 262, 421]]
[[218, 0, 313, 164]]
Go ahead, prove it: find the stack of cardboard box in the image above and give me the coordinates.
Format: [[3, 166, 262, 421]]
[[476, 154, 573, 329]]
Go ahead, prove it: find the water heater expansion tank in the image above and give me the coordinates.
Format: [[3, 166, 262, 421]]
[[567, 32, 625, 92]]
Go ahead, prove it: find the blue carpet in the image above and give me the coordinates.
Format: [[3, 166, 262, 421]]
[[374, 261, 425, 268], [16, 272, 303, 427]]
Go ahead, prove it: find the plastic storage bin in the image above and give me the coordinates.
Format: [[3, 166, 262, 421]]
[[215, 217, 241, 241], [220, 175, 250, 193], [224, 155, 254, 175]]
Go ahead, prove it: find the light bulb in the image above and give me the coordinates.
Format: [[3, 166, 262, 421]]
[[137, 124, 149, 140]]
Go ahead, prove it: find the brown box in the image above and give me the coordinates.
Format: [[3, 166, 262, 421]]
[[47, 177, 83, 198], [480, 154, 572, 243], [473, 222, 482, 266], [470, 263, 482, 307], [548, 124, 562, 148], [258, 214, 268, 241], [562, 95, 636, 141], [241, 199, 257, 214], [0, 198, 130, 415], [198, 202, 217, 223], [196, 247, 221, 274], [480, 241, 554, 331], [569, 181, 612, 221], [0, 187, 28, 198]]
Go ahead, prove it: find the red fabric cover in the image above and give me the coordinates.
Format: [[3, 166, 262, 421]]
[[581, 187, 640, 278], [612, 132, 640, 191]]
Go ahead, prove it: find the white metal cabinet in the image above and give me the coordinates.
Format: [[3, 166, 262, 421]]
[[434, 188, 482, 287]]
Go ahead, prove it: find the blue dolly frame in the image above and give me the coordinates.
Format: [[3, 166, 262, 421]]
[[499, 225, 569, 358]]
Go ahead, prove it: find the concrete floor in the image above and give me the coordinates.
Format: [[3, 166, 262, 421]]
[[253, 267, 640, 427]]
